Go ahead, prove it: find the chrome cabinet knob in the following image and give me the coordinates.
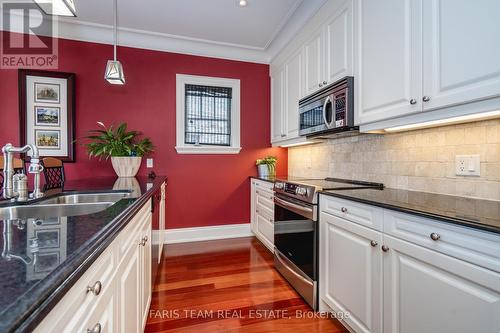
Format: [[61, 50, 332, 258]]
[[86, 281, 102, 296], [87, 323, 101, 333], [370, 240, 378, 247], [410, 98, 417, 105], [423, 96, 431, 102], [430, 233, 441, 241], [323, 81, 327, 85], [381, 245, 389, 252], [341, 207, 348, 213], [319, 83, 323, 88]]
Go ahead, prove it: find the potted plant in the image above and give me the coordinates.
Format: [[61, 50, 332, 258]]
[[256, 156, 278, 178], [82, 122, 154, 177]]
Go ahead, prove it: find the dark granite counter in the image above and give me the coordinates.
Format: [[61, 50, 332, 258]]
[[0, 176, 166, 333], [320, 187, 500, 234]]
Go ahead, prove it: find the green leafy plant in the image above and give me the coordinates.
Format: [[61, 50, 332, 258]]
[[81, 122, 154, 159], [256, 156, 278, 177]]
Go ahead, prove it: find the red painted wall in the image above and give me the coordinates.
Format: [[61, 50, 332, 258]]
[[0, 34, 287, 228]]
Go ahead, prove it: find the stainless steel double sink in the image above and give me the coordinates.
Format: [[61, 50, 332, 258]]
[[0, 191, 131, 220]]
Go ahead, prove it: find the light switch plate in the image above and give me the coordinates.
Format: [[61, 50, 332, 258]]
[[455, 155, 480, 176], [146, 158, 153, 168]]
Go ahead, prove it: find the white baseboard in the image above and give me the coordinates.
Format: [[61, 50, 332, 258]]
[[163, 223, 253, 244]]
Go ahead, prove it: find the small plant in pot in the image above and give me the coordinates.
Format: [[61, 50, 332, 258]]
[[256, 156, 278, 178], [82, 122, 154, 177]]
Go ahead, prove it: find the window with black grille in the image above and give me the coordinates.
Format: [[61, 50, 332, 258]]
[[184, 84, 232, 146]]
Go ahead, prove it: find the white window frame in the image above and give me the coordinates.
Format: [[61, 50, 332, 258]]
[[175, 74, 241, 154]]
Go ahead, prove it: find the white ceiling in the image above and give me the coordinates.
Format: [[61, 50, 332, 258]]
[[6, 0, 328, 63], [73, 0, 303, 50]]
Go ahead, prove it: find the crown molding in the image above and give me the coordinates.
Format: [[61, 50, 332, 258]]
[[2, 0, 328, 64]]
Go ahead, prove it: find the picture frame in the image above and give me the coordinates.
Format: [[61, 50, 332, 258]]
[[19, 69, 75, 162]]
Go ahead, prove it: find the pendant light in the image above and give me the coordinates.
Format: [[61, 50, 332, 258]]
[[104, 0, 125, 85], [34, 0, 77, 17]]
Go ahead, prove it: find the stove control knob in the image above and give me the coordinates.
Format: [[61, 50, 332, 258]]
[[296, 187, 308, 196], [274, 182, 284, 190]]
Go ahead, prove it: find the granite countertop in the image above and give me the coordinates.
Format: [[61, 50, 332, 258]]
[[321, 187, 500, 234], [0, 176, 166, 333]]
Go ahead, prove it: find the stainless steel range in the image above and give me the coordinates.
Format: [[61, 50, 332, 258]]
[[273, 178, 383, 310]]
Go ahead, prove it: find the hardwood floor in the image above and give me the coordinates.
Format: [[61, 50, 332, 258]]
[[145, 237, 348, 333]]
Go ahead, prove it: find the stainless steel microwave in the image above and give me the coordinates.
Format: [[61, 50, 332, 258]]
[[299, 76, 356, 137]]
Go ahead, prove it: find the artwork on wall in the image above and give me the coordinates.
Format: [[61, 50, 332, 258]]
[[19, 70, 75, 162]]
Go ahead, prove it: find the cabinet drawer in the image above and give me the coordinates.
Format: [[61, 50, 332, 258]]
[[384, 210, 500, 273], [252, 178, 274, 193], [320, 195, 383, 231], [117, 201, 151, 259], [33, 242, 116, 333], [256, 213, 274, 250]]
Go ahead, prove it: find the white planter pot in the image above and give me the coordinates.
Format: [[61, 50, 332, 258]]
[[111, 156, 142, 177]]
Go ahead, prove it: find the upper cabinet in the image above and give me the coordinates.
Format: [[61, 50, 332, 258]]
[[270, 0, 354, 146], [356, 0, 500, 128]]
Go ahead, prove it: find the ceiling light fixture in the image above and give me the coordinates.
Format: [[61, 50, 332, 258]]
[[104, 0, 125, 85], [384, 110, 500, 133], [33, 0, 77, 17], [239, 0, 248, 7]]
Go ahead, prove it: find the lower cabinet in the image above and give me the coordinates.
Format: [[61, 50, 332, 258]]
[[250, 178, 275, 252], [320, 211, 382, 333], [319, 195, 500, 333], [34, 200, 153, 333]]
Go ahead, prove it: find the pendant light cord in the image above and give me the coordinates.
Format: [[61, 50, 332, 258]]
[[113, 0, 117, 61]]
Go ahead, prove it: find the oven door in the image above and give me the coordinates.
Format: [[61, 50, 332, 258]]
[[274, 194, 317, 281]]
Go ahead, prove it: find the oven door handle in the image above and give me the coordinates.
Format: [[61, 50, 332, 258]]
[[274, 196, 315, 220]]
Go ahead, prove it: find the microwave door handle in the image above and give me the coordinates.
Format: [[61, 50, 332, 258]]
[[322, 96, 332, 129]]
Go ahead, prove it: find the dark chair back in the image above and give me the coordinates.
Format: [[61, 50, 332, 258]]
[[41, 157, 65, 190]]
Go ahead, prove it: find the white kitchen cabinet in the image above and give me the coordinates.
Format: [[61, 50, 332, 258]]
[[422, 0, 500, 112], [355, 0, 422, 125], [140, 217, 152, 328], [319, 194, 500, 333], [284, 49, 303, 139], [304, 28, 324, 96], [383, 234, 500, 333], [356, 0, 500, 129], [320, 211, 382, 333], [250, 178, 274, 252], [271, 69, 285, 143], [34, 201, 153, 333], [325, 0, 353, 85]]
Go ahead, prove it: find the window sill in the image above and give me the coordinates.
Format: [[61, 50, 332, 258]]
[[175, 146, 242, 155]]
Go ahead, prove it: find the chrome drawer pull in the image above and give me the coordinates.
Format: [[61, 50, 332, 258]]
[[341, 207, 348, 213], [370, 240, 378, 247], [86, 323, 101, 333], [86, 281, 102, 296], [381, 245, 389, 252], [430, 233, 441, 241]]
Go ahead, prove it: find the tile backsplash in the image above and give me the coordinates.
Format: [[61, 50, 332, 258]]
[[288, 119, 500, 201]]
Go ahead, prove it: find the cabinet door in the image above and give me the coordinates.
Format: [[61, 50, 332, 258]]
[[256, 213, 274, 252], [355, 0, 422, 125], [304, 29, 324, 96], [422, 0, 500, 111], [320, 212, 383, 333], [383, 235, 500, 333], [250, 180, 257, 233], [80, 286, 116, 333], [325, 0, 353, 85], [284, 49, 302, 138], [118, 237, 141, 333], [141, 217, 152, 329], [271, 70, 285, 143]]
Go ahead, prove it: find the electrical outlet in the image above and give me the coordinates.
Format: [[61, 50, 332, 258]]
[[455, 155, 480, 176], [146, 158, 154, 168]]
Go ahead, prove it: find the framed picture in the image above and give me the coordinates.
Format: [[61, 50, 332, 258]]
[[35, 106, 60, 126], [19, 70, 75, 162], [34, 82, 60, 103]]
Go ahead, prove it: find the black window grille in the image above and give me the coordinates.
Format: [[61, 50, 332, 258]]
[[185, 84, 232, 146]]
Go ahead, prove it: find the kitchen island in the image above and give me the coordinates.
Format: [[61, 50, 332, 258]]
[[0, 176, 166, 333]]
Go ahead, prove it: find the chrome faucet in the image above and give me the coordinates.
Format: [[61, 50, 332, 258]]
[[2, 143, 44, 200]]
